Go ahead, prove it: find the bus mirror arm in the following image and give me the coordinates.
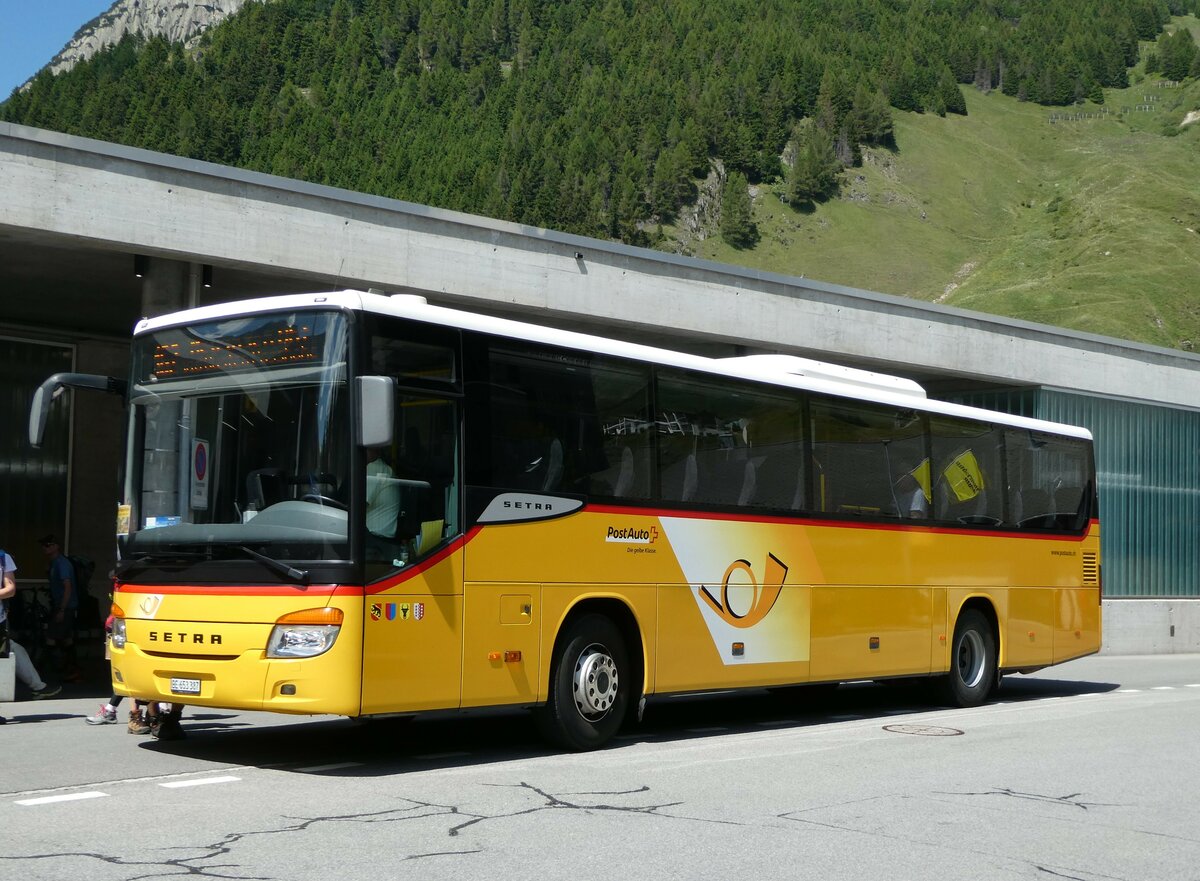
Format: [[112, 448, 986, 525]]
[[28, 372, 128, 448]]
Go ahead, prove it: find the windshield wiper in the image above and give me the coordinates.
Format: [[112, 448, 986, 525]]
[[236, 545, 310, 586]]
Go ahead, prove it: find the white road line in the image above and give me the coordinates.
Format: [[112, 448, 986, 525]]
[[1187, 684, 1200, 688], [159, 775, 241, 789], [1118, 689, 1141, 693], [1152, 686, 1175, 691], [296, 762, 363, 772], [16, 792, 108, 806]]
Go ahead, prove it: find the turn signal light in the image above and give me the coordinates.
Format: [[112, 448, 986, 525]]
[[275, 607, 343, 625], [111, 602, 125, 619]]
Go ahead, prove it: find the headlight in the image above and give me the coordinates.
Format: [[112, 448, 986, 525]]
[[111, 616, 127, 649], [267, 624, 341, 658], [266, 607, 343, 659]]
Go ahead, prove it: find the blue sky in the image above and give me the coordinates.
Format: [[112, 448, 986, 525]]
[[0, 1, 114, 99]]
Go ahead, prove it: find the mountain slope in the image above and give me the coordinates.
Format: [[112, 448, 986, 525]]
[[681, 61, 1200, 350]]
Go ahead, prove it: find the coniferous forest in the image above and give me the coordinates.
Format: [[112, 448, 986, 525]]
[[2, 0, 1198, 247]]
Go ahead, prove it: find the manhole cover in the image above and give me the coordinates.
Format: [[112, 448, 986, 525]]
[[883, 724, 964, 737]]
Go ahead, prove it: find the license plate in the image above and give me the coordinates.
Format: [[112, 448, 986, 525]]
[[170, 677, 201, 695]]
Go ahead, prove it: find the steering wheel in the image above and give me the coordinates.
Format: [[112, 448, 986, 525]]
[[301, 493, 348, 511]]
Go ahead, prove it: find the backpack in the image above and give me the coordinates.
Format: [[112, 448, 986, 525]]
[[68, 554, 95, 593], [67, 554, 100, 624]]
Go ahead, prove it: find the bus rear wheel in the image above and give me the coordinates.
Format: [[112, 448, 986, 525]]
[[538, 614, 629, 751], [941, 609, 996, 708]]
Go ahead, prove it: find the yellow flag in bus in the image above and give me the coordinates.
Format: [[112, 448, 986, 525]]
[[909, 459, 932, 502], [944, 450, 985, 501]]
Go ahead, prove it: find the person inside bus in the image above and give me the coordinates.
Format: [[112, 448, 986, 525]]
[[365, 447, 400, 538]]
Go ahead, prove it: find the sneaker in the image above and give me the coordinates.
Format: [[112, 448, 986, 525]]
[[30, 683, 62, 700], [86, 705, 119, 725], [127, 711, 152, 735]]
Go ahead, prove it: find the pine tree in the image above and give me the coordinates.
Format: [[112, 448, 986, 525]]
[[788, 122, 841, 206], [719, 170, 757, 248]]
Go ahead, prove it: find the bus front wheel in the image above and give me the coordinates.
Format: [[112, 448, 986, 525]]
[[538, 614, 629, 751], [941, 609, 996, 707]]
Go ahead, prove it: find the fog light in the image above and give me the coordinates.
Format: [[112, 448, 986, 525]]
[[280, 684, 297, 695]]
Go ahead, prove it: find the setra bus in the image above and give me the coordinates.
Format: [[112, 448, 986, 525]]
[[29, 290, 1100, 750]]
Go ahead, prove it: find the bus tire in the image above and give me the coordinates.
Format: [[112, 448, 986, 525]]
[[537, 614, 629, 751], [941, 609, 996, 708]]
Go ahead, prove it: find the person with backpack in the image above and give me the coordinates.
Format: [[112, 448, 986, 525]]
[[0, 545, 62, 723], [37, 534, 81, 682]]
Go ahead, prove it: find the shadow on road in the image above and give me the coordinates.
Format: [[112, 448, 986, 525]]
[[137, 673, 1120, 773]]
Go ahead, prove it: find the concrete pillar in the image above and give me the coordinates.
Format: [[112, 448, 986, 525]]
[[137, 257, 194, 524], [139, 256, 194, 317]]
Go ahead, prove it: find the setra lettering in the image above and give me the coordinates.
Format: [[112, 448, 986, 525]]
[[147, 631, 223, 645]]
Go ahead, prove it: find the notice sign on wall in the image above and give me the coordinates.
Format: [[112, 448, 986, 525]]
[[190, 438, 210, 510]]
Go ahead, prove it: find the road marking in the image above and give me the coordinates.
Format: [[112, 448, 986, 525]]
[[1152, 686, 1175, 691], [296, 762, 363, 772], [1187, 684, 1200, 688], [16, 792, 108, 806], [159, 775, 241, 789], [1118, 689, 1141, 693]]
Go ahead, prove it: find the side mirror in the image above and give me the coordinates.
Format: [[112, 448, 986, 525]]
[[357, 376, 394, 448], [29, 372, 127, 448]]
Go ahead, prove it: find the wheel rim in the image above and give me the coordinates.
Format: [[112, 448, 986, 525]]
[[572, 642, 619, 720], [956, 629, 986, 688]]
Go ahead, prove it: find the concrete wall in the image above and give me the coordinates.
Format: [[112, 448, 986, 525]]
[[1101, 599, 1200, 655]]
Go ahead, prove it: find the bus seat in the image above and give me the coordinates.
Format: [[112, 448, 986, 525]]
[[737, 458, 757, 507], [246, 467, 285, 510], [541, 438, 564, 491], [751, 455, 804, 510], [681, 452, 698, 502], [612, 445, 635, 497]]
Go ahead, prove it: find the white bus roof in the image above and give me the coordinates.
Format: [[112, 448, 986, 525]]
[[134, 290, 1092, 442]]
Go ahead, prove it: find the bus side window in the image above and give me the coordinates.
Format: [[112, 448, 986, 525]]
[[930, 417, 1006, 526], [810, 398, 925, 519], [1005, 429, 1091, 531], [487, 348, 651, 499]]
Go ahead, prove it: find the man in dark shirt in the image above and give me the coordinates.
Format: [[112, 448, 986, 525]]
[[39, 535, 80, 681]]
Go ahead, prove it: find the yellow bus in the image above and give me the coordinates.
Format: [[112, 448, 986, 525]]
[[31, 290, 1100, 750]]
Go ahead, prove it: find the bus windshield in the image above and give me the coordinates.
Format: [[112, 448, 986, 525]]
[[121, 310, 351, 572]]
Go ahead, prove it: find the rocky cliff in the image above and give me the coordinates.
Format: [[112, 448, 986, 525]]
[[45, 0, 253, 79]]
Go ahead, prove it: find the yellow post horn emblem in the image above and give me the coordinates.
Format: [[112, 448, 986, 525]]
[[699, 553, 788, 628]]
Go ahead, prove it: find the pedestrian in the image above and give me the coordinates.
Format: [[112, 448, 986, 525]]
[[37, 534, 80, 681], [1, 545, 62, 725], [86, 613, 151, 733]]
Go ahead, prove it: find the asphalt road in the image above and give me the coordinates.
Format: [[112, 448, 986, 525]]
[[2, 654, 1198, 881]]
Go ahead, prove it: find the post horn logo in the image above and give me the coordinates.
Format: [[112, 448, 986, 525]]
[[698, 553, 787, 628]]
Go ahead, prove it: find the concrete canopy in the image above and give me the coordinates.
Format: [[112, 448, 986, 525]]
[[4, 120, 1200, 406]]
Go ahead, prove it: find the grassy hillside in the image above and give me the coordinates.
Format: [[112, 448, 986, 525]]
[[680, 29, 1200, 350]]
